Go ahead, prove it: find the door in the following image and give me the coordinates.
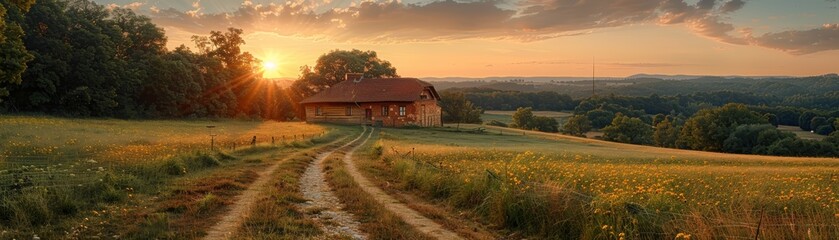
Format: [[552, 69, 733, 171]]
[[365, 109, 372, 120]]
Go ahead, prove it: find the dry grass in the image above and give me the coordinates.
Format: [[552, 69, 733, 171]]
[[0, 115, 327, 239]]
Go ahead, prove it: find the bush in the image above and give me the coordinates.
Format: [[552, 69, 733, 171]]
[[162, 159, 187, 176], [486, 120, 508, 127], [371, 143, 384, 158], [193, 153, 222, 168], [815, 125, 833, 135]]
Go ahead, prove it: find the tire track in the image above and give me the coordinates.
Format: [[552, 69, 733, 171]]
[[202, 137, 346, 240], [343, 128, 465, 240], [298, 127, 369, 240]]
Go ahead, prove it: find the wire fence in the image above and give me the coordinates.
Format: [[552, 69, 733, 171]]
[[0, 132, 327, 194]]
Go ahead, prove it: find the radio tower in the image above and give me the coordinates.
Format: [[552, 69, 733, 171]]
[[592, 57, 596, 98]]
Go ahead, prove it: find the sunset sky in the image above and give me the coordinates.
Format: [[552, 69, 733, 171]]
[[94, 0, 839, 79]]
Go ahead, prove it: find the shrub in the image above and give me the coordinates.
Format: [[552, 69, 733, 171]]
[[815, 125, 834, 135], [162, 159, 187, 176], [196, 193, 221, 214], [487, 120, 508, 127], [194, 153, 222, 167]]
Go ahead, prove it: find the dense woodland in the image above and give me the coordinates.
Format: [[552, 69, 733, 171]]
[[0, 0, 396, 120], [444, 87, 839, 157]]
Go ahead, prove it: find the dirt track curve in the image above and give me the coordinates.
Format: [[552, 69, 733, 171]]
[[344, 127, 465, 240]]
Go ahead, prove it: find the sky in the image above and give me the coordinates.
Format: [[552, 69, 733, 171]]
[[95, 0, 839, 79]]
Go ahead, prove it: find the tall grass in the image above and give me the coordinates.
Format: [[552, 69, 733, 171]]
[[369, 127, 839, 240], [0, 116, 328, 238]]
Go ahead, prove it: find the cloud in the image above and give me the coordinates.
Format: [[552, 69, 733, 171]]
[[140, 0, 838, 54], [106, 2, 144, 11], [749, 24, 839, 55], [511, 60, 691, 68], [719, 0, 746, 13]]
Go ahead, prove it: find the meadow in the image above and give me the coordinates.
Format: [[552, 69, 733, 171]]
[[367, 125, 839, 239], [0, 116, 326, 239], [481, 110, 572, 125]]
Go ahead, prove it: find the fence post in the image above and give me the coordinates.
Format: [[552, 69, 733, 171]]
[[755, 207, 765, 240], [272, 136, 275, 145]]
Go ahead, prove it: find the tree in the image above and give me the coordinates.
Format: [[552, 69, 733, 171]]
[[815, 125, 833, 136], [531, 116, 559, 132], [439, 91, 482, 128], [653, 117, 679, 148], [586, 109, 615, 129], [767, 138, 838, 157], [799, 111, 817, 131], [291, 49, 397, 100], [0, 0, 35, 102], [810, 117, 828, 132], [602, 113, 653, 145], [511, 107, 534, 129], [722, 124, 794, 154], [678, 103, 768, 151], [562, 115, 592, 137], [764, 113, 779, 127]]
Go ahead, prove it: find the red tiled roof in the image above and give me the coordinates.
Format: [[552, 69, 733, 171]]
[[300, 78, 440, 104]]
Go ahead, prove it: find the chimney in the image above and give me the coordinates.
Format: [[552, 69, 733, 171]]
[[346, 73, 364, 82]]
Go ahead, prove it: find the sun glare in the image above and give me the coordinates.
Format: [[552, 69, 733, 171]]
[[263, 61, 277, 71]]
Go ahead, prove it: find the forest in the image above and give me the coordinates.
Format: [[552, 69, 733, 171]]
[[0, 0, 397, 120]]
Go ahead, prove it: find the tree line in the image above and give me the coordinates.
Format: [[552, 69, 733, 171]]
[[0, 0, 405, 120], [0, 0, 294, 119]]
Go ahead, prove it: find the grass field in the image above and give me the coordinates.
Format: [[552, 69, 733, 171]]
[[0, 116, 327, 239], [778, 125, 827, 140], [481, 110, 573, 125], [366, 125, 839, 239]]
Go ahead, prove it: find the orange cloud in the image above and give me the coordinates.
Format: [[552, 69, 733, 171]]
[[139, 0, 838, 54]]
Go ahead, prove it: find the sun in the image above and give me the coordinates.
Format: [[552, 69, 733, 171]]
[[262, 61, 277, 71]]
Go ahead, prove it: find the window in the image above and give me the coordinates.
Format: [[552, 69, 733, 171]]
[[420, 94, 428, 100], [398, 106, 406, 116], [381, 105, 389, 116], [346, 106, 352, 116], [315, 106, 322, 116]]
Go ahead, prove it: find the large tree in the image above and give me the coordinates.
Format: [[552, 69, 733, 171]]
[[291, 49, 398, 99], [562, 115, 591, 137], [678, 103, 768, 151], [0, 0, 35, 102], [602, 113, 653, 145], [440, 91, 482, 128], [653, 117, 680, 148]]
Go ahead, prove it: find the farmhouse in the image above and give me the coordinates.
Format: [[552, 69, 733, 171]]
[[300, 74, 443, 127]]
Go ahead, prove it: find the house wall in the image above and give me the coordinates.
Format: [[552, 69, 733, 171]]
[[304, 100, 442, 127]]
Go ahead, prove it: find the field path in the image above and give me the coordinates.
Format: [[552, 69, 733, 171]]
[[298, 127, 369, 240], [202, 137, 345, 240], [343, 128, 465, 240]]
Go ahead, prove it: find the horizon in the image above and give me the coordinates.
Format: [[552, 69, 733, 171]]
[[93, 0, 839, 79]]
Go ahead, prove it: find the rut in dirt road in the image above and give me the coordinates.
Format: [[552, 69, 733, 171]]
[[298, 127, 369, 240], [343, 128, 465, 240], [203, 138, 345, 240]]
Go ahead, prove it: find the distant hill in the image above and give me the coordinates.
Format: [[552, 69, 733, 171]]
[[430, 74, 839, 99], [626, 74, 794, 80]]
